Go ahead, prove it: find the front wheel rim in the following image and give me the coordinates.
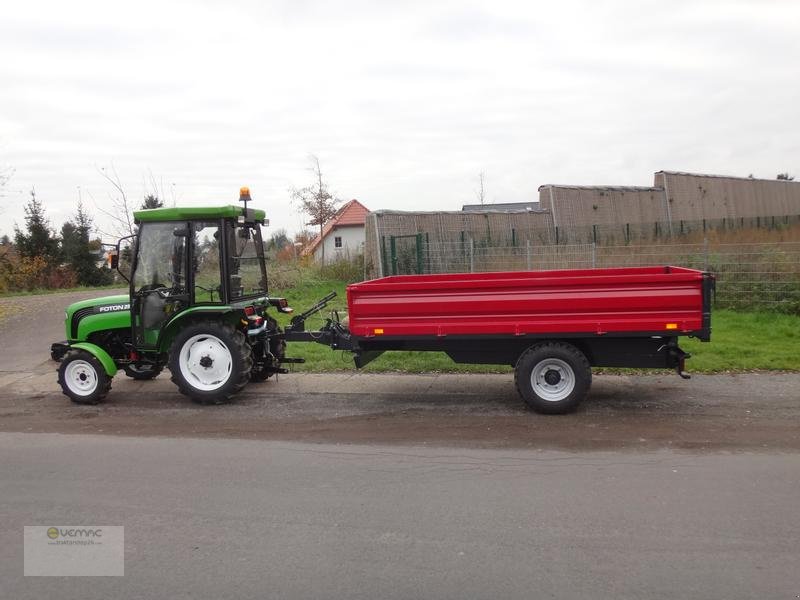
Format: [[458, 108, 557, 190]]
[[531, 358, 575, 402], [64, 360, 99, 396], [178, 334, 233, 391]]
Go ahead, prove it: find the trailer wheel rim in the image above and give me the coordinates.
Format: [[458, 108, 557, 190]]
[[179, 334, 233, 391], [64, 359, 99, 396], [531, 358, 575, 402]]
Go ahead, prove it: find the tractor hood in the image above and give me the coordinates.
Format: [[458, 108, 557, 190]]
[[65, 294, 132, 342]]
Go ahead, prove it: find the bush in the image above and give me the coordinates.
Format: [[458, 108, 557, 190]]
[[318, 256, 364, 283]]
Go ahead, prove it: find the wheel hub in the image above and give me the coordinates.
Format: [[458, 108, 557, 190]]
[[178, 334, 234, 391], [530, 358, 576, 402], [544, 369, 561, 385], [64, 359, 99, 396]]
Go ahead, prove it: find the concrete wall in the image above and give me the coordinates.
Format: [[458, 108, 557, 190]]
[[660, 172, 800, 221]]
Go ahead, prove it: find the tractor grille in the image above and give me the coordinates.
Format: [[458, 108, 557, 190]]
[[70, 307, 98, 339]]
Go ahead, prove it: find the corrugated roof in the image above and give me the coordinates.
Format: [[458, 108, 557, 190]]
[[538, 184, 662, 192], [302, 199, 369, 256], [657, 170, 800, 183], [462, 202, 540, 212]]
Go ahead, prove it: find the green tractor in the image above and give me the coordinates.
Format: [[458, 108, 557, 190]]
[[51, 188, 301, 405]]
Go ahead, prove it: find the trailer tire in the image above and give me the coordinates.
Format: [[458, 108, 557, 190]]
[[168, 321, 252, 405], [58, 350, 112, 405], [515, 342, 591, 414]]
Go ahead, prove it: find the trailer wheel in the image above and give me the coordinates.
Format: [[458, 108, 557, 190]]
[[57, 350, 112, 405], [515, 342, 591, 414], [168, 321, 252, 405]]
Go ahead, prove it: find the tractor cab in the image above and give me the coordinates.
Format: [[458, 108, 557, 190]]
[[129, 204, 270, 349]]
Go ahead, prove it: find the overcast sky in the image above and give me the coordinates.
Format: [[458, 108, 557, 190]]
[[1, 0, 798, 239]]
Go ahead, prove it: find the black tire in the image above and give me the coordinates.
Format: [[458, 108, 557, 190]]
[[57, 350, 112, 405], [168, 321, 252, 405], [123, 363, 164, 380], [514, 342, 591, 414]]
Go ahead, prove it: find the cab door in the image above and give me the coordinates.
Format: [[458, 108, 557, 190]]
[[130, 222, 190, 349]]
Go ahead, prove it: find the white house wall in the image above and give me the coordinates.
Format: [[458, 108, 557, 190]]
[[312, 225, 365, 262]]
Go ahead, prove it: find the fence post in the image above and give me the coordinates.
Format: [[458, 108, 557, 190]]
[[591, 242, 597, 268], [703, 237, 709, 271], [469, 238, 474, 273], [526, 240, 532, 271]]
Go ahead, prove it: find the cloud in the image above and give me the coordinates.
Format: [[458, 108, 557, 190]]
[[1, 0, 798, 237]]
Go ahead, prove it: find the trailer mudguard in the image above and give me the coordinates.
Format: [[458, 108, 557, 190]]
[[69, 342, 118, 376]]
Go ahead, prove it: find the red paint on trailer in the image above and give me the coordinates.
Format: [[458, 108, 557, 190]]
[[346, 266, 707, 338]]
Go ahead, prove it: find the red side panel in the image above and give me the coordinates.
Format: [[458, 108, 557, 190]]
[[346, 266, 705, 338]]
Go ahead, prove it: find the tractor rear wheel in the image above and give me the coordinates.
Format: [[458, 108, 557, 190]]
[[57, 350, 112, 405], [168, 321, 252, 405]]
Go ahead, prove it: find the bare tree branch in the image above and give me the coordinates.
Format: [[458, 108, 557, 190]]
[[475, 171, 486, 205], [290, 155, 341, 265], [93, 163, 136, 238]]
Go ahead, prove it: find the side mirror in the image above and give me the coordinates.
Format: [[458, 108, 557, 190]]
[[108, 251, 120, 270]]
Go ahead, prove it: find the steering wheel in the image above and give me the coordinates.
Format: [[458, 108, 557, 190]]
[[195, 284, 220, 302], [138, 283, 171, 298]]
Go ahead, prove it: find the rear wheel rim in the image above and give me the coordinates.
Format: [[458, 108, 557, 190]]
[[531, 358, 575, 402], [179, 334, 233, 391], [64, 359, 99, 396]]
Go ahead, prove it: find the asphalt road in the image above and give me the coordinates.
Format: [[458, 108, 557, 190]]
[[2, 433, 799, 600], [2, 289, 799, 598]]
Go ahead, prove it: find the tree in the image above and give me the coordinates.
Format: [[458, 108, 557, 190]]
[[475, 172, 486, 205], [91, 164, 136, 238], [777, 172, 795, 181], [290, 155, 341, 265], [14, 188, 59, 261], [265, 228, 290, 254], [0, 165, 12, 196], [60, 202, 112, 286], [141, 194, 164, 209]]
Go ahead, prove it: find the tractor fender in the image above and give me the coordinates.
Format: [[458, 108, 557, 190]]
[[158, 307, 244, 352], [70, 342, 119, 377]]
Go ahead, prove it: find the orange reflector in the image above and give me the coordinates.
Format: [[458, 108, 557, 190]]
[[665, 323, 678, 330], [374, 328, 384, 335]]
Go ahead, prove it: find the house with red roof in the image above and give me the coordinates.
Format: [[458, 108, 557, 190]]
[[302, 199, 369, 263]]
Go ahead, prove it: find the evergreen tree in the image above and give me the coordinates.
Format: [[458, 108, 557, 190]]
[[14, 188, 59, 261], [141, 194, 164, 209], [61, 202, 112, 286]]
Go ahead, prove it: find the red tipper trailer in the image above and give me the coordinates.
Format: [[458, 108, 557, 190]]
[[285, 266, 714, 414]]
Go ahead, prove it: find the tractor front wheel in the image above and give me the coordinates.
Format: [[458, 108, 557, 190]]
[[168, 321, 252, 405], [57, 350, 112, 405]]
